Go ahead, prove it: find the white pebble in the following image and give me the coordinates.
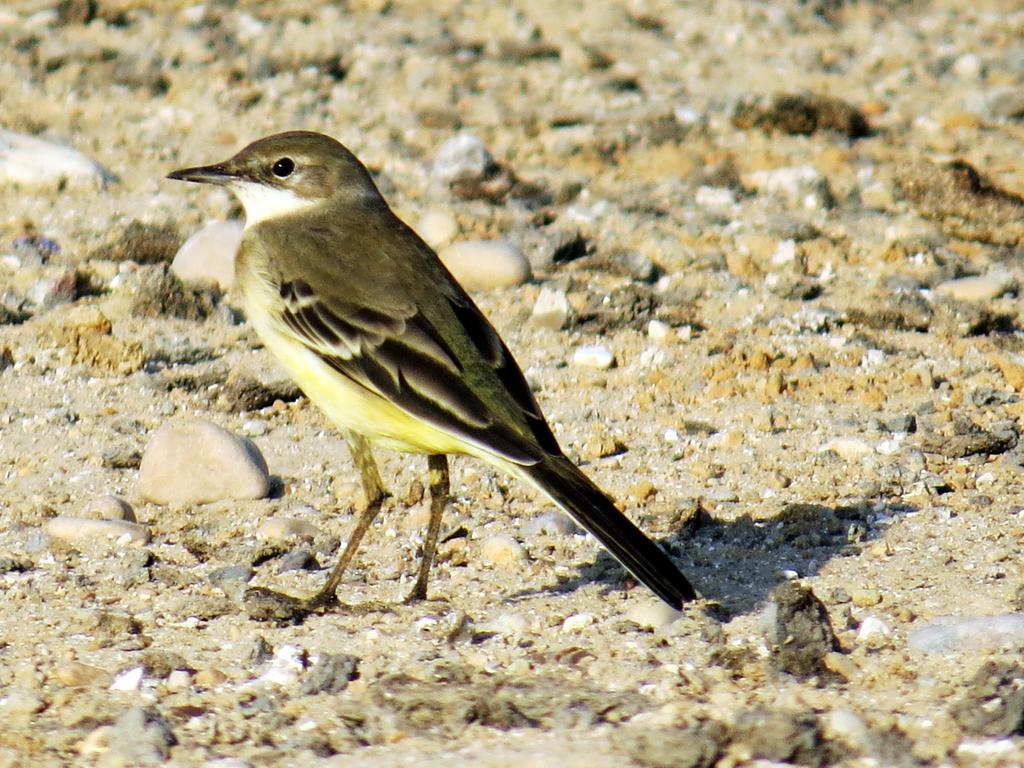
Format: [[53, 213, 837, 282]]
[[202, 760, 254, 768], [647, 320, 671, 341], [625, 601, 683, 630], [745, 166, 833, 211], [694, 186, 736, 208], [138, 419, 271, 505], [0, 129, 115, 190], [44, 517, 150, 547], [432, 133, 493, 183], [521, 510, 579, 537], [480, 611, 529, 636], [109, 667, 145, 692], [438, 240, 531, 291], [256, 518, 321, 542], [823, 709, 870, 750], [821, 437, 873, 461], [171, 220, 243, 291], [572, 345, 616, 370], [951, 53, 983, 81], [256, 645, 306, 687], [415, 208, 458, 248], [531, 286, 571, 330], [856, 615, 893, 643], [562, 612, 596, 632], [241, 419, 267, 437], [479, 534, 526, 567], [81, 495, 136, 522], [935, 272, 1016, 302]]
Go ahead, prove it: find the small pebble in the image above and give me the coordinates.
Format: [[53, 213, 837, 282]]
[[850, 589, 882, 607], [856, 615, 893, 644], [432, 133, 493, 183], [256, 645, 306, 687], [208, 564, 255, 592], [415, 208, 458, 248], [55, 661, 112, 688], [694, 186, 736, 208], [138, 419, 271, 505], [530, 286, 571, 330], [746, 166, 833, 211], [165, 670, 192, 692], [240, 418, 267, 437], [647, 320, 671, 341], [81, 494, 136, 522], [823, 708, 869, 750], [256, 517, 321, 542], [438, 239, 531, 291], [194, 668, 228, 688], [823, 652, 859, 681], [44, 517, 150, 547], [521, 510, 579, 537], [572, 345, 616, 370], [171, 220, 243, 291], [562, 612, 596, 632], [109, 666, 145, 691], [625, 601, 683, 630], [0, 129, 115, 189], [28, 268, 78, 308], [479, 534, 526, 567], [935, 272, 1016, 302], [277, 549, 320, 573], [821, 437, 873, 460], [202, 759, 253, 768], [298, 653, 359, 695], [480, 611, 529, 636]]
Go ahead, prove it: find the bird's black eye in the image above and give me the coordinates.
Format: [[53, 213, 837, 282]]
[[271, 157, 295, 178]]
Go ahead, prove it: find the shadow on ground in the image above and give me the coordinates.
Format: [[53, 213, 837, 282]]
[[524, 500, 917, 616]]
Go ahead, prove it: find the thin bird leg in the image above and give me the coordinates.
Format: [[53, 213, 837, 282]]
[[406, 454, 449, 602], [308, 432, 389, 607]]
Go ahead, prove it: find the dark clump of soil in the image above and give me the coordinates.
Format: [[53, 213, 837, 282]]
[[768, 581, 839, 679], [950, 660, 1024, 737], [732, 92, 870, 138], [130, 264, 220, 321]]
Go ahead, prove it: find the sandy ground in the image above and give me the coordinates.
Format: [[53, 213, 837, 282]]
[[4, 1, 1024, 765]]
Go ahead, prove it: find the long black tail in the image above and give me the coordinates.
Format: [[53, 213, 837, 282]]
[[518, 455, 697, 608]]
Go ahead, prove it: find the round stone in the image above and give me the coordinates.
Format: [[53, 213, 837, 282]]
[[479, 534, 526, 567], [256, 517, 321, 542], [415, 208, 458, 248], [171, 220, 243, 291], [572, 345, 616, 370], [138, 419, 271, 505], [81, 495, 136, 522], [438, 240, 531, 291], [44, 517, 150, 547]]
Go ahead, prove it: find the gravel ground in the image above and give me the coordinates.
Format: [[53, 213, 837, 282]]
[[4, 1, 1024, 766]]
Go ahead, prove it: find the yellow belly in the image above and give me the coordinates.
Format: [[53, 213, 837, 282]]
[[252, 311, 470, 457]]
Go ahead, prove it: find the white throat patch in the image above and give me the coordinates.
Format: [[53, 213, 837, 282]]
[[232, 181, 319, 228]]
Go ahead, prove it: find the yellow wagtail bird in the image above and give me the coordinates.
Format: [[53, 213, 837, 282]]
[[168, 131, 696, 616]]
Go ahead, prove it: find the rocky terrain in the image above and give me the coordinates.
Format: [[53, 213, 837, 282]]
[[3, 0, 1024, 765]]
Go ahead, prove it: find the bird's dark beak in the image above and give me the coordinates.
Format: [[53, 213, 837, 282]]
[[167, 163, 235, 185]]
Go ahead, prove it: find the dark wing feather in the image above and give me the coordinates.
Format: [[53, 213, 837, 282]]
[[278, 278, 544, 466]]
